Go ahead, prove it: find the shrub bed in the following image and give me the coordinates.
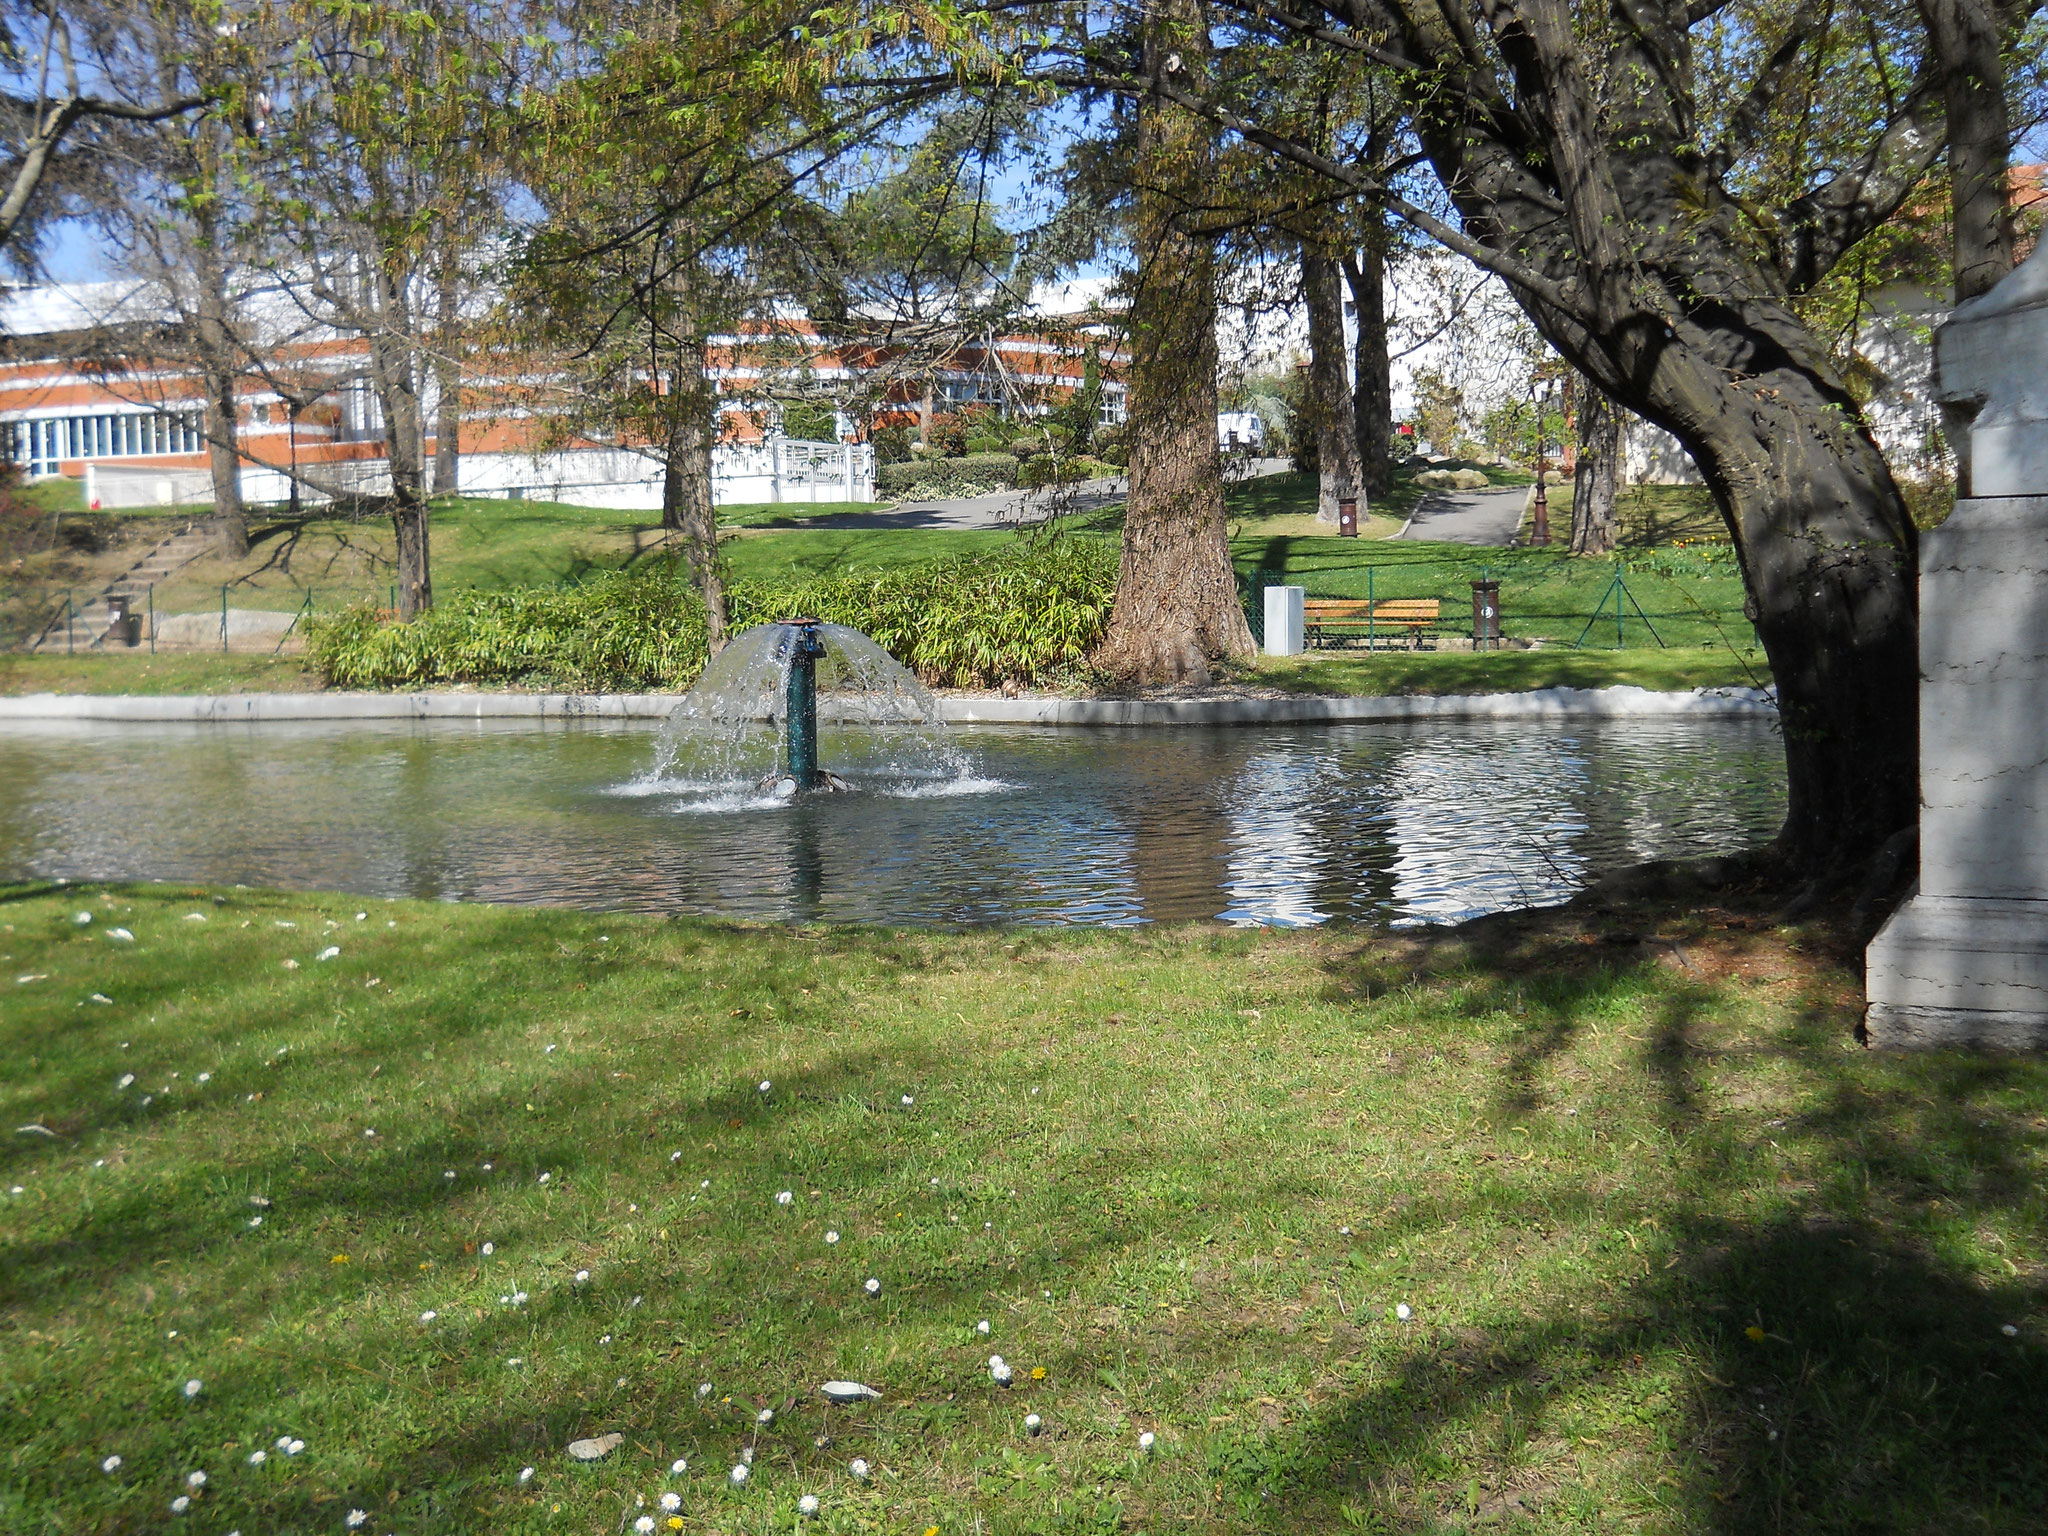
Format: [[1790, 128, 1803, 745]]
[[305, 540, 1119, 692]]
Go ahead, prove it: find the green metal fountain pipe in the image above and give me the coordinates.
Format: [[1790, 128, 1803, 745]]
[[782, 618, 826, 789]]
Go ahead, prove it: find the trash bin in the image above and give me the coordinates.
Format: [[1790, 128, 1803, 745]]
[[122, 614, 143, 646], [1471, 579, 1501, 649], [1338, 496, 1359, 538]]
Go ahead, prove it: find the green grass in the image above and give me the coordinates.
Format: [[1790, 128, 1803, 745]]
[[3, 882, 2044, 1533], [1235, 645, 1769, 695], [0, 654, 323, 696], [721, 529, 1034, 585]]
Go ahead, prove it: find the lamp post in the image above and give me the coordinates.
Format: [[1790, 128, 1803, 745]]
[[1529, 383, 1553, 546]]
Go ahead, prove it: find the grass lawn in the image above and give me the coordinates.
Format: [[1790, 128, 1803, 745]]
[[0, 654, 324, 696], [2, 882, 2043, 1533], [1234, 645, 1769, 695]]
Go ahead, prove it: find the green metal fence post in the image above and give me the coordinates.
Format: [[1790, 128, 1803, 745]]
[[1367, 566, 1375, 652], [221, 585, 228, 653], [147, 583, 155, 654], [65, 590, 73, 654], [1615, 573, 1625, 648]]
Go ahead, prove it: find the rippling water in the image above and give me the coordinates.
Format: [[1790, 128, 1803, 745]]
[[0, 717, 1785, 927]]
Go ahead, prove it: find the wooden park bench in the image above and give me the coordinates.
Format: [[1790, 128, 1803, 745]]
[[1304, 597, 1442, 650]]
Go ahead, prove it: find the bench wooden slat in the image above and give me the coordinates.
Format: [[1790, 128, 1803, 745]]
[[1302, 597, 1444, 649]]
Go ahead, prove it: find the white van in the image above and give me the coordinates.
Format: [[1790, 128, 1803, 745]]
[[1217, 412, 1265, 453]]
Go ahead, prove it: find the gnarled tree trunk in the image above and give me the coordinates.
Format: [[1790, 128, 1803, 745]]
[[367, 293, 431, 619], [1092, 0, 1254, 684], [1303, 244, 1363, 524], [432, 252, 461, 496]]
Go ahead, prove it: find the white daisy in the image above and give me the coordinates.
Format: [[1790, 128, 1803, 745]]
[[276, 1438, 293, 1451], [825, 1231, 839, 1245], [481, 1242, 493, 1255], [317, 947, 339, 961], [75, 911, 92, 925], [182, 1379, 202, 1399], [660, 1491, 681, 1511], [670, 1151, 683, 1162], [443, 1170, 455, 1181], [635, 1518, 655, 1534], [864, 1277, 881, 1296], [345, 1510, 368, 1529], [247, 1450, 266, 1465], [1138, 1430, 1156, 1452], [758, 1080, 772, 1094], [186, 1471, 207, 1488], [537, 1172, 550, 1185], [518, 1467, 534, 1484], [798, 1494, 820, 1516], [1025, 1413, 1042, 1433], [756, 1408, 774, 1426], [976, 1319, 991, 1335], [777, 1190, 793, 1205], [419, 1310, 436, 1323], [849, 1458, 870, 1479], [171, 1495, 190, 1513], [1395, 1302, 1412, 1321], [728, 1464, 749, 1487], [696, 1382, 713, 1399], [286, 1440, 305, 1455], [117, 1074, 134, 1090], [101, 1455, 122, 1473], [575, 1270, 590, 1284], [670, 1458, 688, 1475], [901, 1095, 914, 1106]]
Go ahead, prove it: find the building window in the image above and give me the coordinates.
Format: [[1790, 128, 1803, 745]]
[[1099, 384, 1128, 427], [3, 409, 205, 475]]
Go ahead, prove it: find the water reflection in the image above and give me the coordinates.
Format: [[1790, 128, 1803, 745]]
[[0, 718, 1784, 927]]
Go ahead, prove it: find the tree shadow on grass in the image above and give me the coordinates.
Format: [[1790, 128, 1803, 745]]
[[1269, 908, 2048, 1531]]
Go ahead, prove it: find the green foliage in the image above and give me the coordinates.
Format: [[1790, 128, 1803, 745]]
[[869, 424, 915, 464], [778, 403, 841, 443], [877, 453, 1022, 497], [727, 538, 1119, 687], [305, 541, 1119, 691], [304, 561, 710, 692]]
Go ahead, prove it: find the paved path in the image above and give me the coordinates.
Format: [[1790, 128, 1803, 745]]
[[1398, 484, 1528, 545], [747, 457, 1292, 532]]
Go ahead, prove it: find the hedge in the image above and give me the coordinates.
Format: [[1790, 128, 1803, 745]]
[[305, 540, 1120, 693]]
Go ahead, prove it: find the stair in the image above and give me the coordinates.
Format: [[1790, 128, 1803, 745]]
[[29, 518, 229, 653]]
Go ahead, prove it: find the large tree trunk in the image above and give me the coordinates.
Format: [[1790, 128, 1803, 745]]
[[1343, 234, 1392, 500], [1092, 0, 1254, 685], [431, 253, 461, 496], [1568, 384, 1620, 554], [1647, 334, 1917, 867], [190, 207, 247, 557], [1302, 244, 1363, 524], [369, 319, 431, 620], [660, 330, 727, 647]]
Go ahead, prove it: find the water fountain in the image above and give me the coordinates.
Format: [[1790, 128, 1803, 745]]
[[651, 618, 970, 801]]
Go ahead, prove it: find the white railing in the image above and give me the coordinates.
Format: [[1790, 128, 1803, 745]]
[[83, 462, 215, 510]]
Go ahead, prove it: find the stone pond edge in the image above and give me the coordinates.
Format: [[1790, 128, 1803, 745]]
[[0, 685, 1778, 726]]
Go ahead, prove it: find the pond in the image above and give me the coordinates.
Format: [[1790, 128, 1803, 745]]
[[0, 718, 1784, 927]]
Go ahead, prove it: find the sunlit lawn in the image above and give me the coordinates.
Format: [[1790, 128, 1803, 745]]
[[3, 881, 2044, 1533]]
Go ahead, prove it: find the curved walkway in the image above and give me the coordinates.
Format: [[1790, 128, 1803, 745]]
[[1398, 484, 1528, 545]]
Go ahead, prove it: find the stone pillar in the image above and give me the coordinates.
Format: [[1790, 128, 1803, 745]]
[[1866, 241, 2048, 1048]]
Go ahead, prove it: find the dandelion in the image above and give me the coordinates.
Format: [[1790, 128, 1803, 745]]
[[482, 1242, 494, 1256], [849, 1458, 870, 1480], [696, 1382, 713, 1399], [1744, 1325, 1766, 1342], [1138, 1431, 1156, 1453], [1025, 1413, 1042, 1434], [247, 1451, 266, 1466], [728, 1464, 749, 1487], [317, 947, 339, 961], [635, 1518, 656, 1534], [756, 1408, 774, 1426], [777, 1190, 793, 1206], [182, 1379, 202, 1399], [171, 1495, 191, 1513], [518, 1467, 534, 1485], [187, 1471, 207, 1489], [825, 1231, 839, 1245], [864, 1277, 881, 1297], [419, 1310, 437, 1323], [1395, 1303, 1412, 1322], [660, 1491, 681, 1512], [101, 1455, 122, 1473], [1032, 1367, 1046, 1381], [798, 1494, 820, 1516]]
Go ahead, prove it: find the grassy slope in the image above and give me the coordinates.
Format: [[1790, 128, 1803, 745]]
[[1234, 646, 1767, 696], [2, 883, 2042, 1534]]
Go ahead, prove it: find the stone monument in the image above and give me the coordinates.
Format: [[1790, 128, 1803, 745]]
[[1867, 238, 2048, 1048]]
